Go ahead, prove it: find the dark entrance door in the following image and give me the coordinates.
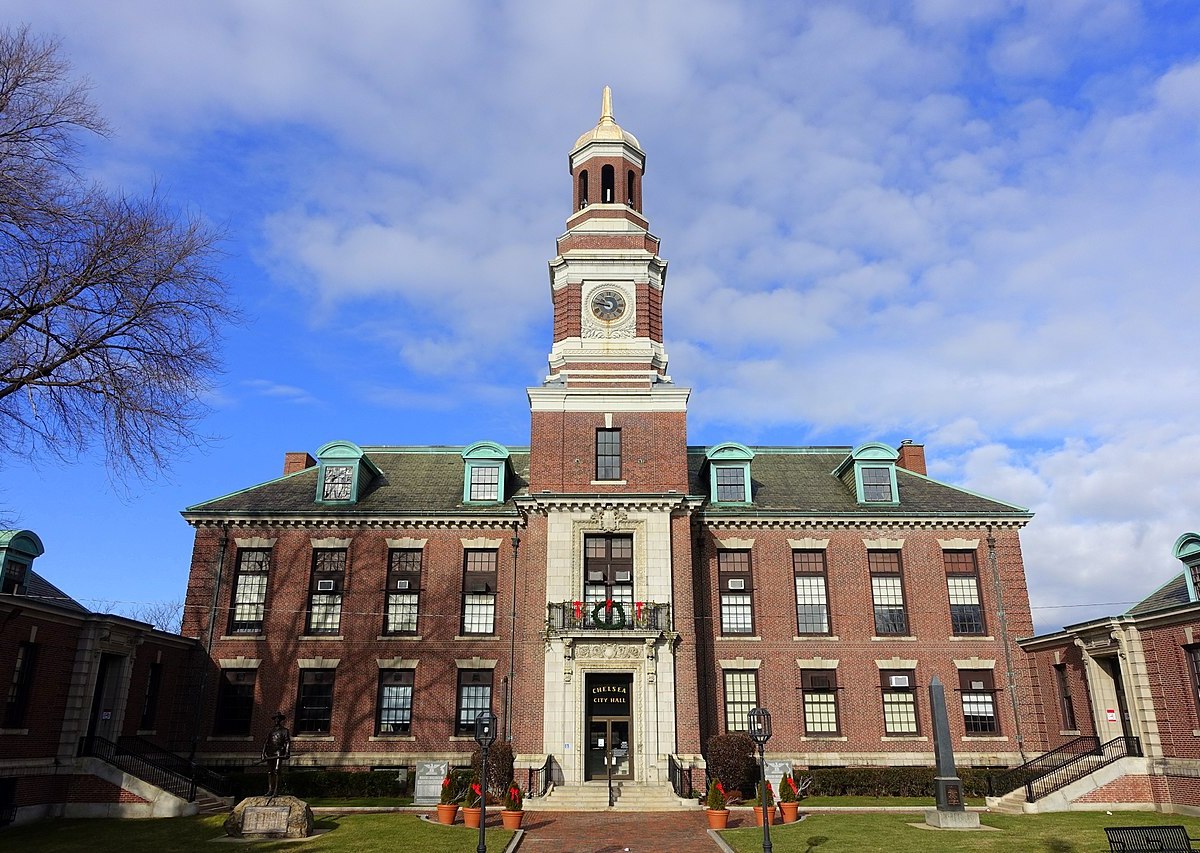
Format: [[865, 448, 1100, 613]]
[[87, 653, 124, 741], [585, 673, 633, 781], [1101, 657, 1135, 741]]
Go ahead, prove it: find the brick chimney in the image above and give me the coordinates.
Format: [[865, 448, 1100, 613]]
[[283, 452, 316, 476], [897, 439, 926, 475]]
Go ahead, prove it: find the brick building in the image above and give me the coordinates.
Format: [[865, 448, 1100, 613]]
[[0, 530, 201, 824], [179, 89, 1043, 798], [1016, 532, 1200, 814]]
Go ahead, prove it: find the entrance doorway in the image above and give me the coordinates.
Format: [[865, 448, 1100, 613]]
[[585, 673, 632, 781]]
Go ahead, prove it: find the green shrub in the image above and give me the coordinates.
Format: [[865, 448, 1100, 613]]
[[705, 778, 727, 810], [804, 766, 992, 799], [225, 770, 405, 801], [705, 733, 756, 797]]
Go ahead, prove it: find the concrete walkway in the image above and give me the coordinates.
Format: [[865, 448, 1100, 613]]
[[511, 809, 754, 853]]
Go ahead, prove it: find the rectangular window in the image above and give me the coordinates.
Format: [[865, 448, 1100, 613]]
[[213, 669, 256, 736], [306, 549, 346, 635], [715, 466, 747, 502], [861, 466, 893, 501], [718, 550, 754, 634], [880, 669, 918, 735], [801, 670, 840, 735], [596, 428, 622, 480], [376, 669, 414, 735], [869, 550, 908, 635], [322, 464, 354, 501], [469, 465, 500, 501], [3, 642, 37, 728], [793, 550, 831, 635], [139, 662, 163, 731], [584, 535, 635, 623], [456, 669, 493, 735], [461, 550, 498, 634], [1188, 647, 1200, 725], [385, 549, 422, 635], [1, 560, 27, 595], [723, 670, 758, 732], [1053, 663, 1078, 731], [228, 549, 270, 634], [296, 669, 335, 735], [945, 551, 986, 635], [959, 669, 1000, 734]]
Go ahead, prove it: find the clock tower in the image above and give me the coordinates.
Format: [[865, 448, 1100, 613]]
[[528, 87, 690, 493]]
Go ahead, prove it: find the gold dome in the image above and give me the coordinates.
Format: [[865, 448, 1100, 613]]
[[572, 86, 642, 151]]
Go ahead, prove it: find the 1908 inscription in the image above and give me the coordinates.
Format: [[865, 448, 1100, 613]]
[[243, 806, 290, 835]]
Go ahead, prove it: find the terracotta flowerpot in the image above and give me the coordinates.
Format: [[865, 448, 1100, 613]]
[[435, 803, 458, 825], [705, 808, 729, 829], [780, 801, 799, 823], [462, 806, 482, 828], [752, 805, 776, 826], [501, 809, 524, 830]]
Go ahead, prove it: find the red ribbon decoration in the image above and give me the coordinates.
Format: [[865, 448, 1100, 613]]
[[573, 600, 583, 621], [635, 601, 644, 621]]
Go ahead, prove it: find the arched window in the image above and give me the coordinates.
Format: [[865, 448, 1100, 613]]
[[627, 170, 636, 207], [601, 165, 615, 203], [578, 170, 588, 209]]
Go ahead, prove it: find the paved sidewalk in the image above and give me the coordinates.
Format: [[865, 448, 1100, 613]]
[[512, 809, 754, 853]]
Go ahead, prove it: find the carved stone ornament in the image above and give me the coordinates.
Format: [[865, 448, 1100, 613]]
[[576, 644, 644, 661], [590, 508, 629, 532]]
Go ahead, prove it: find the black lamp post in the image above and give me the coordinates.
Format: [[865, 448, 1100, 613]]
[[474, 709, 498, 853], [748, 707, 773, 853]]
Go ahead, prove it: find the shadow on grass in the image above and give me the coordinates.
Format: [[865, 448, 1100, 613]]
[[805, 835, 830, 851], [1042, 840, 1076, 852]]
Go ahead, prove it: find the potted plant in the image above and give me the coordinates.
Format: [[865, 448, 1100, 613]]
[[501, 782, 524, 829], [435, 773, 458, 825], [752, 779, 775, 827], [462, 778, 484, 828], [705, 778, 729, 829], [778, 773, 799, 823]]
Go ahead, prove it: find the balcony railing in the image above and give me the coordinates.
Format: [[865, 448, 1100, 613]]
[[547, 601, 670, 633]]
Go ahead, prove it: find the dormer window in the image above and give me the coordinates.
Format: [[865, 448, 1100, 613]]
[[705, 443, 755, 504], [461, 441, 510, 504], [1174, 532, 1200, 602], [835, 442, 900, 506], [314, 440, 379, 505], [0, 530, 44, 596]]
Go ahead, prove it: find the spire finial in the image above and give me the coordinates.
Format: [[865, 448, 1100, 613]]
[[600, 86, 614, 124]]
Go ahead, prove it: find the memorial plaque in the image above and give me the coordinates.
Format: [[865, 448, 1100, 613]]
[[765, 760, 794, 783], [243, 806, 290, 835], [414, 761, 450, 806]]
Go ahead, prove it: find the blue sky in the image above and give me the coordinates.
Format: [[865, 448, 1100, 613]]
[[4, 1, 1200, 634]]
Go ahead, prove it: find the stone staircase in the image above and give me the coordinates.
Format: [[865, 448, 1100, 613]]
[[194, 793, 234, 815], [985, 787, 1028, 815], [526, 781, 697, 812]]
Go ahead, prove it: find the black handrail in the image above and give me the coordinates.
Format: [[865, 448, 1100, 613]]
[[988, 735, 1099, 797], [80, 735, 197, 802], [526, 755, 552, 798], [1027, 735, 1141, 802], [668, 755, 693, 799], [116, 735, 230, 797]]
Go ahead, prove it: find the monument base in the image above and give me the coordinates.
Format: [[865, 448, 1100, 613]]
[[224, 795, 314, 838], [924, 808, 981, 829]]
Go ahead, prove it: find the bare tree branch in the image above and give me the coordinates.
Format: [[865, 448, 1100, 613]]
[[0, 26, 236, 480]]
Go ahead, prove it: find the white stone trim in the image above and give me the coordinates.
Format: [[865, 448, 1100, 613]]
[[875, 658, 917, 669], [718, 657, 762, 670], [377, 658, 418, 669], [218, 657, 261, 669], [455, 657, 498, 670], [528, 386, 690, 413], [311, 536, 351, 548], [717, 537, 755, 550], [386, 538, 428, 549], [938, 538, 980, 550], [953, 657, 996, 670], [298, 657, 340, 669], [788, 538, 829, 550], [461, 538, 502, 549], [234, 536, 276, 549], [796, 658, 839, 670], [863, 537, 905, 549]]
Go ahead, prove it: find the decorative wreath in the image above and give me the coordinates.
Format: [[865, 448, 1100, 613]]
[[590, 600, 627, 629]]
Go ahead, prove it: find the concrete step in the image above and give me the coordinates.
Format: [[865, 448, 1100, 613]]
[[527, 782, 697, 812]]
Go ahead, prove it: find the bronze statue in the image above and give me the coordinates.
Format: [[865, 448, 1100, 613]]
[[262, 712, 291, 797]]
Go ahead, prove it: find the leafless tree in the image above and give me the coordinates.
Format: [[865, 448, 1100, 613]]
[[0, 26, 235, 480]]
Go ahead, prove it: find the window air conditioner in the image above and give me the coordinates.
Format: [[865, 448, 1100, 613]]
[[396, 580, 410, 590], [588, 571, 604, 581], [888, 675, 910, 688], [316, 579, 335, 592], [615, 571, 631, 582], [728, 578, 746, 590]]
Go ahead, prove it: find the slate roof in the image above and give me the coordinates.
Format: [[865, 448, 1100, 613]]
[[184, 445, 1028, 520], [1127, 572, 1192, 617], [25, 570, 88, 612]]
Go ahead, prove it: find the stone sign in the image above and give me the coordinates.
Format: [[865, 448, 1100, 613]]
[[223, 795, 313, 839], [765, 760, 794, 784], [243, 806, 290, 835], [414, 761, 449, 806]]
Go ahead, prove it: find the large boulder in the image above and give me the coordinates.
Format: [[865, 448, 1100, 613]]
[[223, 795, 314, 839]]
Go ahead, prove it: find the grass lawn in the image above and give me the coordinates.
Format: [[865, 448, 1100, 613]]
[[721, 811, 1200, 853], [304, 796, 414, 807], [1, 813, 515, 853]]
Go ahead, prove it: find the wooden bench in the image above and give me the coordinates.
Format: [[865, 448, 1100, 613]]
[[1105, 825, 1200, 852]]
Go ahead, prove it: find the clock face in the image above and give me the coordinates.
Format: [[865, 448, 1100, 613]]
[[590, 289, 627, 322]]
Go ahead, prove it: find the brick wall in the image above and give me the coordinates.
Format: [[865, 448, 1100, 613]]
[[529, 410, 688, 493]]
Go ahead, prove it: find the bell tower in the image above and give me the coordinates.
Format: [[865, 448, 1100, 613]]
[[529, 88, 689, 493]]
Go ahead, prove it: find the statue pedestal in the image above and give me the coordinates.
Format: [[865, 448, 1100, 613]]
[[224, 795, 314, 839], [924, 808, 981, 829]]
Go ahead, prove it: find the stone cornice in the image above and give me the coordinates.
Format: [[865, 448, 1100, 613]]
[[517, 494, 697, 515], [184, 513, 525, 531], [695, 514, 1029, 530]]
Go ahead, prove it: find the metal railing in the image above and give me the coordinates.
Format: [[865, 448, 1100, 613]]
[[668, 755, 694, 799], [547, 601, 670, 632], [526, 755, 552, 798], [1027, 735, 1141, 802], [80, 735, 198, 802], [116, 735, 230, 797], [987, 735, 1099, 798]]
